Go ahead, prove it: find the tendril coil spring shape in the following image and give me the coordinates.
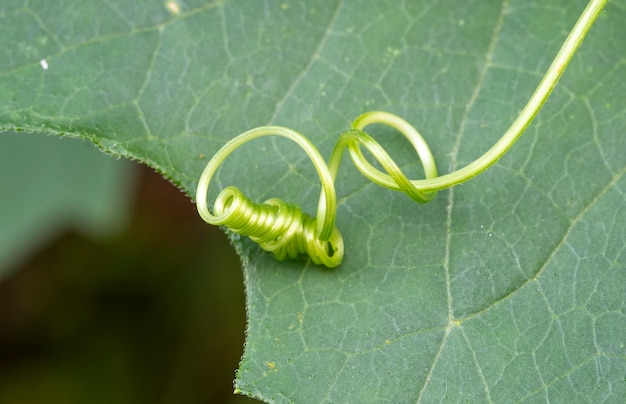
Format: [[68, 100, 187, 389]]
[[196, 0, 607, 268]]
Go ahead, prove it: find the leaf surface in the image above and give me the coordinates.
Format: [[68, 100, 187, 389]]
[[1, 0, 625, 401]]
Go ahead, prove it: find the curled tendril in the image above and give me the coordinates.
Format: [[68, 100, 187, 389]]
[[196, 113, 435, 268], [196, 0, 606, 268], [212, 186, 344, 268], [195, 126, 343, 267]]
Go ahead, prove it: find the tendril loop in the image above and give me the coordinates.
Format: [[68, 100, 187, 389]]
[[196, 112, 437, 268]]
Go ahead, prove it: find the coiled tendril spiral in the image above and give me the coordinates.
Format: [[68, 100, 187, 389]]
[[211, 186, 343, 268], [196, 0, 606, 268]]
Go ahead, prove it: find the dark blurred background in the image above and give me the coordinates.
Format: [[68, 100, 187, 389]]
[[0, 134, 256, 403]]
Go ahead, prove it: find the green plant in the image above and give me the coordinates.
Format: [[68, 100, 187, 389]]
[[196, 0, 608, 271], [2, 0, 625, 402]]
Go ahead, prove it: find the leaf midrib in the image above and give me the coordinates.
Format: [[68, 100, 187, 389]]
[[419, 0, 509, 401]]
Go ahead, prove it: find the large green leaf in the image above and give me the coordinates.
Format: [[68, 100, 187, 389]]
[[1, 0, 625, 402]]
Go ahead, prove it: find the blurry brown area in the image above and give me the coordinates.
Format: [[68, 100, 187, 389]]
[[0, 165, 256, 403]]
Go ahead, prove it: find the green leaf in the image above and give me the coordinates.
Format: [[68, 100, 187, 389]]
[[2, 0, 625, 402], [0, 132, 134, 278]]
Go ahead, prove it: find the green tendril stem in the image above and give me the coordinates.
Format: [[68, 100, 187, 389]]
[[196, 0, 607, 268], [404, 0, 608, 192]]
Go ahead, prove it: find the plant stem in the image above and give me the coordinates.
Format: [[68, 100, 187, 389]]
[[411, 0, 608, 191]]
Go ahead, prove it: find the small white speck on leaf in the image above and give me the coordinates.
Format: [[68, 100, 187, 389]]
[[165, 0, 181, 15], [40, 59, 48, 70]]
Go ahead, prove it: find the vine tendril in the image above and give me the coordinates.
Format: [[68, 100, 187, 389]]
[[196, 0, 607, 268]]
